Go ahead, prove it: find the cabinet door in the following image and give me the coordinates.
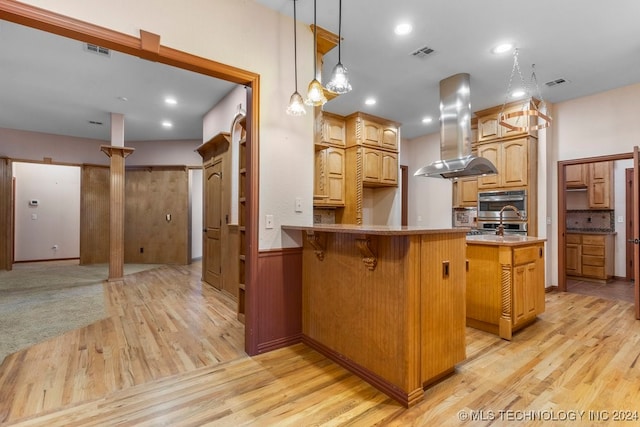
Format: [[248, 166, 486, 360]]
[[453, 177, 478, 208], [565, 164, 588, 188], [322, 115, 346, 147], [362, 119, 381, 147], [588, 162, 613, 209], [513, 262, 538, 327], [477, 143, 500, 188], [477, 114, 499, 142], [313, 149, 328, 203], [501, 139, 528, 187], [499, 103, 530, 140], [566, 243, 582, 276], [380, 126, 398, 150], [362, 148, 381, 183], [380, 151, 398, 185], [326, 148, 345, 205]]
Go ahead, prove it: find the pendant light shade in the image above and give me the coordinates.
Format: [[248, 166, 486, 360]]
[[286, 0, 306, 116], [326, 0, 352, 94], [305, 0, 327, 106]]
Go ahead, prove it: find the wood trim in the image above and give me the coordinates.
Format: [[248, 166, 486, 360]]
[[0, 158, 13, 270], [558, 152, 633, 293], [401, 165, 408, 226], [255, 247, 303, 353], [625, 168, 634, 281], [139, 29, 160, 55], [0, 0, 261, 353]]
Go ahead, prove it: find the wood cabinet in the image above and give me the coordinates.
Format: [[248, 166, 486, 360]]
[[466, 238, 545, 340], [362, 148, 398, 186], [477, 137, 530, 189], [566, 233, 615, 281], [315, 111, 345, 147], [314, 147, 345, 206], [452, 177, 478, 208], [588, 162, 614, 209], [565, 164, 588, 188], [475, 100, 539, 143], [346, 112, 399, 151]]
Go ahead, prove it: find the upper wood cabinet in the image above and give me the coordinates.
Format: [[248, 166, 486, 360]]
[[316, 111, 345, 148], [477, 138, 529, 189], [475, 100, 539, 143], [314, 146, 345, 207], [345, 112, 400, 151], [452, 177, 478, 208], [362, 148, 398, 187], [565, 164, 588, 188], [588, 161, 614, 209]]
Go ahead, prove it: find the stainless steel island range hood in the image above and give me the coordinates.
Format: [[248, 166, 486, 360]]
[[414, 73, 497, 179]]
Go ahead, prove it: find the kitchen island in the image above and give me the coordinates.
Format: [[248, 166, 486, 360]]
[[466, 234, 546, 340], [282, 224, 467, 407]]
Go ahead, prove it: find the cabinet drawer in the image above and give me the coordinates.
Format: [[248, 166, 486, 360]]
[[566, 234, 581, 244], [582, 245, 604, 257], [582, 235, 605, 246], [513, 245, 541, 265], [582, 265, 605, 278], [582, 255, 605, 267]]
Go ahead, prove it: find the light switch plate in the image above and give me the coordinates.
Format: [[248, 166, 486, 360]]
[[295, 197, 303, 213], [618, 216, 624, 223], [266, 214, 274, 229]]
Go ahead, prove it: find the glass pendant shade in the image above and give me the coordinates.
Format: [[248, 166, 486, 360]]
[[326, 62, 352, 94], [305, 78, 327, 106], [286, 91, 306, 116]]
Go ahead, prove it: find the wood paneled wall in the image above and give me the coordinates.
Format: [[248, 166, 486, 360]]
[[0, 158, 13, 270], [80, 164, 109, 264], [124, 166, 190, 264], [255, 248, 303, 353]]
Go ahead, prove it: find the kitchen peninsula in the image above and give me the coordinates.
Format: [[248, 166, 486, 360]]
[[282, 224, 467, 407], [466, 234, 546, 340]]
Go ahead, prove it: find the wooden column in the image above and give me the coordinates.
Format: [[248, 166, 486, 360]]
[[101, 145, 134, 280], [0, 157, 13, 270]]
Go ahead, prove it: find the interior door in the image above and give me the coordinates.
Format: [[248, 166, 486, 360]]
[[633, 147, 640, 319], [204, 158, 223, 289]]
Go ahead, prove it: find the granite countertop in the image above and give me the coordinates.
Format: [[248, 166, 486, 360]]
[[566, 230, 617, 235], [466, 234, 547, 246], [282, 224, 469, 236]]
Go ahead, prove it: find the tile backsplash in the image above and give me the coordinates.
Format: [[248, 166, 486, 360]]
[[313, 209, 336, 224], [566, 209, 614, 232]]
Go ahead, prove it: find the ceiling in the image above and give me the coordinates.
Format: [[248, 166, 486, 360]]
[[1, 1, 640, 142]]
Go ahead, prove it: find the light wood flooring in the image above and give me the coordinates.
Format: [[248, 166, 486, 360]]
[[567, 278, 635, 303], [1, 264, 640, 426]]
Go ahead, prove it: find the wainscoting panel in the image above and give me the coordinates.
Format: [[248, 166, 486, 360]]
[[80, 164, 109, 264], [256, 247, 303, 353]]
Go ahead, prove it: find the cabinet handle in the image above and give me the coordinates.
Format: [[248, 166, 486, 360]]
[[442, 261, 450, 279], [466, 260, 469, 272], [539, 248, 543, 258]]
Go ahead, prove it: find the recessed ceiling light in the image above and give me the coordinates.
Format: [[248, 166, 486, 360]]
[[162, 121, 173, 128], [365, 98, 376, 106], [165, 97, 178, 105], [492, 43, 514, 54], [511, 89, 526, 98], [421, 116, 433, 124], [117, 96, 128, 102], [394, 23, 412, 36]]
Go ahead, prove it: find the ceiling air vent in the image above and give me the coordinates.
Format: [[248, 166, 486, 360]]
[[545, 78, 567, 87], [88, 120, 104, 126], [84, 43, 111, 57], [411, 45, 435, 58]]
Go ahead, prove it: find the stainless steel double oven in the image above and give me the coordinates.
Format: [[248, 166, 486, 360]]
[[476, 189, 528, 235]]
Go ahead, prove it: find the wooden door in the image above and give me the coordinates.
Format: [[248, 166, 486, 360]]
[[633, 147, 640, 319], [204, 158, 223, 289]]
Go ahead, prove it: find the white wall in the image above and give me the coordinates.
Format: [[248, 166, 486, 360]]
[[403, 132, 453, 228], [189, 168, 203, 260], [13, 162, 80, 261]]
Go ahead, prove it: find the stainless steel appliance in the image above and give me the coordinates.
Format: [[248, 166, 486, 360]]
[[477, 189, 528, 235], [478, 190, 527, 220]]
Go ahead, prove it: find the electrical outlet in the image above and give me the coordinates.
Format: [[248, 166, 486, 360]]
[[266, 214, 274, 229], [618, 216, 624, 223]]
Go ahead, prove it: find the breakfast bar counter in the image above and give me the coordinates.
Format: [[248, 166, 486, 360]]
[[282, 225, 468, 407]]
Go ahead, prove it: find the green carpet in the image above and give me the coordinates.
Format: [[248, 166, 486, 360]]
[[0, 261, 159, 363]]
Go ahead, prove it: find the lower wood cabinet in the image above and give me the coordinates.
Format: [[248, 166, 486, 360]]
[[565, 233, 615, 281], [466, 239, 545, 340]]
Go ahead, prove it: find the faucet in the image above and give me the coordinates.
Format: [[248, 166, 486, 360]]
[[496, 205, 522, 236]]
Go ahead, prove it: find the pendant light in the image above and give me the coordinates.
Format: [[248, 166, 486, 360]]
[[286, 0, 306, 116], [325, 0, 352, 94], [305, 0, 327, 106]]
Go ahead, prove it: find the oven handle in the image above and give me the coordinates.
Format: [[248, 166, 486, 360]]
[[478, 196, 526, 202]]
